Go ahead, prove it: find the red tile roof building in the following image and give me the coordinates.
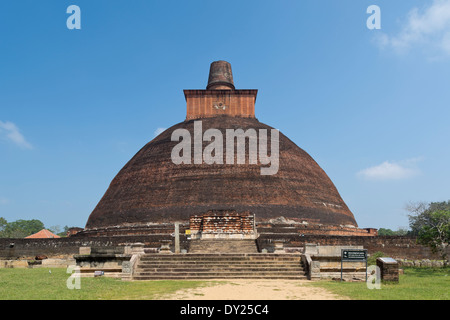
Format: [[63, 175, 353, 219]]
[[25, 229, 61, 239]]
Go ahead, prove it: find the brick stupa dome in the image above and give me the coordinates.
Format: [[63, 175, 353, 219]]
[[85, 61, 358, 231]]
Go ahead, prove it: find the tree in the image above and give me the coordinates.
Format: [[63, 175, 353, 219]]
[[407, 201, 450, 265], [407, 200, 450, 235], [48, 225, 71, 237], [60, 225, 70, 237], [48, 225, 62, 235], [0, 217, 7, 237], [378, 228, 409, 236], [378, 228, 395, 236], [0, 219, 45, 238], [416, 210, 450, 265]]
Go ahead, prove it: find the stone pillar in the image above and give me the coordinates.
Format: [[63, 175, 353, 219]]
[[310, 261, 321, 280], [131, 242, 145, 255], [174, 222, 180, 254], [122, 243, 145, 281], [377, 257, 399, 282]]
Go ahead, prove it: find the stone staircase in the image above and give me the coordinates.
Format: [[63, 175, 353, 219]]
[[133, 253, 306, 280], [188, 239, 259, 253]]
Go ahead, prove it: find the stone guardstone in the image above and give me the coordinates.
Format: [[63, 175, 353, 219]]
[[131, 243, 145, 254], [273, 240, 285, 253]]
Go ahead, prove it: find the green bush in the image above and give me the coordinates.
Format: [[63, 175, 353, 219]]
[[368, 251, 385, 265]]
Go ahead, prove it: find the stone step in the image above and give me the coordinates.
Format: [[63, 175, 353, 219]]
[[138, 257, 301, 263], [138, 261, 301, 266], [138, 260, 301, 265], [141, 253, 300, 256], [137, 262, 302, 268], [139, 260, 296, 264], [132, 274, 306, 280], [139, 254, 301, 260], [134, 275, 307, 280], [143, 266, 299, 272], [133, 271, 304, 278], [135, 266, 304, 273], [133, 253, 307, 280]]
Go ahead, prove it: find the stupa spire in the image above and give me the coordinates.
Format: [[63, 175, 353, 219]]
[[206, 60, 235, 90]]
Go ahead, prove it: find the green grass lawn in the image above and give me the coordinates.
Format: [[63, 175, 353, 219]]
[[309, 267, 450, 300], [0, 267, 448, 300], [0, 268, 216, 300]]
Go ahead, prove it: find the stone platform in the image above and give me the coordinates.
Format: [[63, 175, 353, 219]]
[[133, 253, 306, 280]]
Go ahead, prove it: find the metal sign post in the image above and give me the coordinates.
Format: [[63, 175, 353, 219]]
[[341, 249, 368, 282]]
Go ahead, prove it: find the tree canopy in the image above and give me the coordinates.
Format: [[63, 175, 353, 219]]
[[407, 201, 450, 264], [0, 218, 45, 238], [407, 200, 450, 236], [377, 228, 408, 236]]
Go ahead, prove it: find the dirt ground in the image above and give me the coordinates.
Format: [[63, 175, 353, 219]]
[[157, 280, 348, 300]]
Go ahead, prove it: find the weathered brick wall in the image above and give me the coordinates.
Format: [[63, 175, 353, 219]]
[[0, 234, 190, 259], [76, 223, 189, 237], [257, 234, 448, 260], [1, 231, 447, 261], [191, 211, 255, 235], [190, 216, 203, 233], [257, 223, 377, 237]]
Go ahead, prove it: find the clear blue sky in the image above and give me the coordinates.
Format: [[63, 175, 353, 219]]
[[1, 0, 449, 231]]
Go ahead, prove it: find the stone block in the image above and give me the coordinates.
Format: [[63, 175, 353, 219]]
[[377, 257, 399, 282], [79, 247, 91, 255], [11, 260, 29, 268], [304, 243, 318, 255], [318, 245, 363, 256], [121, 261, 132, 274], [42, 258, 75, 267]]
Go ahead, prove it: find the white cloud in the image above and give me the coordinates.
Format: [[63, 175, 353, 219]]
[[0, 121, 33, 149], [0, 197, 9, 205], [357, 158, 422, 181], [375, 0, 450, 57], [154, 127, 167, 137]]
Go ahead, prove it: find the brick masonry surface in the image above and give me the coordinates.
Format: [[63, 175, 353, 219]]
[[190, 211, 255, 234], [377, 258, 399, 282], [185, 89, 257, 120]]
